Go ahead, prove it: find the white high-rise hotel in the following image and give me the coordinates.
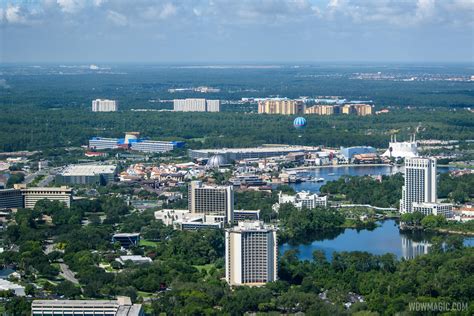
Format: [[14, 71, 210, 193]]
[[173, 98, 220, 112], [92, 99, 118, 112], [400, 157, 452, 217], [188, 180, 234, 223], [225, 221, 278, 286]]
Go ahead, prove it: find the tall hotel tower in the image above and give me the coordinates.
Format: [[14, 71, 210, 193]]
[[188, 181, 234, 223], [400, 157, 437, 213], [225, 221, 278, 286]]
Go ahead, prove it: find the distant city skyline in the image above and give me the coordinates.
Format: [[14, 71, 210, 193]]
[[1, 0, 473, 63]]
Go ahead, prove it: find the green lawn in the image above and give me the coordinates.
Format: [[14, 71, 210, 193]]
[[140, 239, 160, 247]]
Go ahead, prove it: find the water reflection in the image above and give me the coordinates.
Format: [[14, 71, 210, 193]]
[[401, 236, 430, 260], [279, 220, 473, 261]]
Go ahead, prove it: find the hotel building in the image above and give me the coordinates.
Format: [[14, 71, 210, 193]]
[[173, 98, 221, 112], [188, 181, 234, 223], [305, 105, 334, 115], [400, 157, 437, 214], [257, 99, 305, 115], [92, 99, 118, 112], [225, 221, 278, 286], [22, 186, 72, 209], [0, 185, 72, 209]]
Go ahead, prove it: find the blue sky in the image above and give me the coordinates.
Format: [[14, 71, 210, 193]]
[[1, 0, 473, 63]]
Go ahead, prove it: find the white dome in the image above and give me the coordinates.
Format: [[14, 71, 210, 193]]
[[206, 154, 227, 168]]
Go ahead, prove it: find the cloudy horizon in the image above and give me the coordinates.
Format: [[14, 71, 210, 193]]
[[1, 0, 473, 63]]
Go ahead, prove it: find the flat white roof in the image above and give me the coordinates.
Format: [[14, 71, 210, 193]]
[[191, 145, 319, 154], [61, 164, 117, 176]]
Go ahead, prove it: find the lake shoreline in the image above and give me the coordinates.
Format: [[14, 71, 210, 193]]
[[287, 163, 396, 171]]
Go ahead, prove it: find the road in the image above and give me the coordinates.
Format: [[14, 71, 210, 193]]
[[59, 263, 79, 284]]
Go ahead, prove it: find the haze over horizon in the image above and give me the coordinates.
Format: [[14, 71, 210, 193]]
[[1, 0, 473, 63]]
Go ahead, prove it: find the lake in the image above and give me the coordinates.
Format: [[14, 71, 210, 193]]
[[279, 219, 474, 260], [289, 165, 452, 193], [283, 165, 470, 260]]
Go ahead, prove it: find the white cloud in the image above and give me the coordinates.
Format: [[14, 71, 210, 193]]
[[5, 5, 26, 24], [141, 3, 177, 20], [57, 0, 84, 14], [107, 10, 127, 26]]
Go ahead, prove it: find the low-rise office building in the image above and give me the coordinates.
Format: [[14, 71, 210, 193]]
[[0, 186, 72, 209], [56, 164, 117, 185], [21, 186, 72, 209], [130, 140, 184, 153], [116, 255, 152, 265], [233, 209, 260, 222], [154, 209, 224, 230], [32, 297, 143, 316], [412, 202, 453, 218], [189, 145, 320, 161], [0, 188, 24, 209], [89, 135, 184, 153], [112, 233, 140, 249], [274, 191, 327, 211]]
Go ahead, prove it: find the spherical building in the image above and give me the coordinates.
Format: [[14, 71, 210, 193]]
[[206, 154, 227, 169], [124, 132, 140, 144], [293, 117, 307, 129]]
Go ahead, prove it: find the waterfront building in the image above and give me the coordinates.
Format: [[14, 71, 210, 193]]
[[188, 181, 234, 223], [400, 157, 437, 214], [258, 99, 305, 115], [274, 191, 327, 211], [189, 145, 320, 161], [225, 221, 278, 286], [340, 146, 377, 160], [173, 98, 220, 112], [32, 297, 143, 316], [92, 99, 118, 112], [56, 164, 117, 185], [382, 134, 418, 159], [412, 202, 453, 218]]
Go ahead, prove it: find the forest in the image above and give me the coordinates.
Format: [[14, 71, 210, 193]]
[[1, 64, 474, 153], [0, 106, 473, 153]]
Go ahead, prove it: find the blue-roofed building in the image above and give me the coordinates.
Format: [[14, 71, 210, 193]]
[[88, 133, 185, 153], [340, 146, 377, 160]]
